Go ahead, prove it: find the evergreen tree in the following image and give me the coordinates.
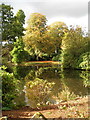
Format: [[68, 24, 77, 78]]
[[13, 9, 25, 40], [1, 3, 14, 42], [1, 4, 25, 42]]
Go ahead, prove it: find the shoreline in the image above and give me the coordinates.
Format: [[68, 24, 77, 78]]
[[2, 96, 89, 119]]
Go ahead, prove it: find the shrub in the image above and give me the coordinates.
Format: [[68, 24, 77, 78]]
[[10, 37, 30, 64]]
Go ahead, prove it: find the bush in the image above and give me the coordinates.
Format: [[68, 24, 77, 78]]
[[0, 66, 20, 108], [11, 37, 30, 64]]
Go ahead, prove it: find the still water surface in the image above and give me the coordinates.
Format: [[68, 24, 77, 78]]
[[12, 64, 89, 108]]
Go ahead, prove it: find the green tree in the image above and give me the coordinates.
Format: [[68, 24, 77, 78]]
[[1, 3, 14, 42], [1, 4, 25, 42], [11, 37, 30, 64], [61, 26, 87, 69], [79, 52, 90, 70], [13, 9, 25, 40]]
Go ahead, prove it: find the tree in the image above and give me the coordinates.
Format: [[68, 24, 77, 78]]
[[23, 13, 47, 58], [13, 9, 25, 39], [1, 4, 26, 64], [26, 13, 47, 33], [10, 37, 30, 64], [1, 3, 14, 42], [47, 22, 68, 54], [1, 4, 25, 42], [61, 26, 87, 69]]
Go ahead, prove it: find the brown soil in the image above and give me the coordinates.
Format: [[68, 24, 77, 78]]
[[2, 96, 89, 119]]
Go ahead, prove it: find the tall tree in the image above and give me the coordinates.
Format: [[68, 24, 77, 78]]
[[1, 4, 25, 42], [1, 3, 14, 42], [13, 9, 25, 39], [61, 26, 87, 69], [23, 13, 47, 58], [24, 13, 47, 48], [47, 22, 68, 54]]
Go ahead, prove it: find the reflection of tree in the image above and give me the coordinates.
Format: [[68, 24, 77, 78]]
[[80, 71, 90, 93], [13, 66, 32, 80], [12, 65, 89, 107], [14, 92, 26, 108], [23, 66, 63, 102], [60, 70, 88, 96], [37, 67, 60, 79], [24, 66, 63, 96], [12, 66, 32, 107], [25, 78, 55, 108], [57, 86, 79, 101], [36, 67, 62, 96], [24, 69, 36, 82]]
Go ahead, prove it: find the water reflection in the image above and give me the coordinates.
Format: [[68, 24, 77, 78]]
[[13, 65, 89, 108], [60, 70, 88, 96], [25, 78, 55, 108]]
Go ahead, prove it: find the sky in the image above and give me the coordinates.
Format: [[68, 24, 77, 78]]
[[0, 0, 89, 32]]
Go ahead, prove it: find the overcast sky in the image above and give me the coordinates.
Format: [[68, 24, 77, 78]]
[[1, 0, 89, 32]]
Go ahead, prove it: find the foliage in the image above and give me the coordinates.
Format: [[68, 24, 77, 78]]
[[80, 71, 90, 87], [61, 26, 88, 69], [10, 37, 30, 63], [38, 53, 50, 60], [25, 78, 55, 108], [13, 9, 25, 40], [1, 4, 89, 66], [48, 22, 68, 54], [1, 3, 14, 42], [52, 54, 61, 61], [79, 52, 90, 70], [23, 13, 47, 51], [26, 13, 47, 33], [13, 66, 31, 80], [2, 43, 14, 64], [1, 4, 25, 42], [0, 66, 20, 108], [24, 69, 36, 82], [25, 47, 37, 61], [57, 87, 79, 101], [24, 13, 55, 58]]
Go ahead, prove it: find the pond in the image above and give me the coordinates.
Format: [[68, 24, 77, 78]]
[[11, 64, 89, 108]]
